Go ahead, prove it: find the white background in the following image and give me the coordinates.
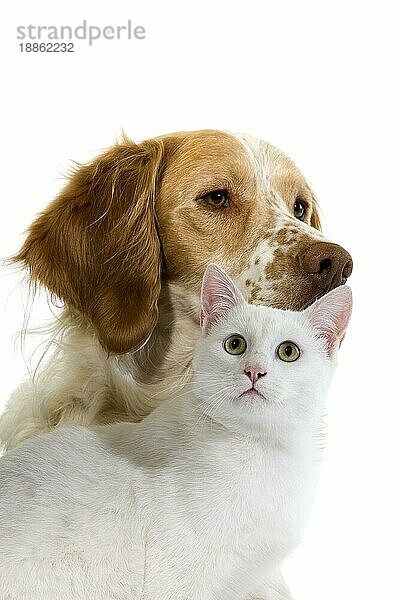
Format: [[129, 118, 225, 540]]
[[1, 1, 399, 598]]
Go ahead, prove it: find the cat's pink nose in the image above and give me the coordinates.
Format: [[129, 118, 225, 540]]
[[244, 367, 267, 385]]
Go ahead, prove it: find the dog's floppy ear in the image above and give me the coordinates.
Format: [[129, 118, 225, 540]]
[[14, 137, 166, 355]]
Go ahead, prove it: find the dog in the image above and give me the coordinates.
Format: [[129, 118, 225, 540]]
[[0, 129, 353, 451]]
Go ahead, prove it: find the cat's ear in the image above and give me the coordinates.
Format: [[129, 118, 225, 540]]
[[200, 264, 245, 333], [304, 285, 352, 354]]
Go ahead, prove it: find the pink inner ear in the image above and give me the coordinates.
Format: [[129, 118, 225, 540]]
[[305, 285, 352, 353], [201, 264, 244, 333]]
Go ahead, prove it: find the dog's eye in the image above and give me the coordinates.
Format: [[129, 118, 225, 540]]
[[202, 190, 230, 208], [224, 335, 247, 355], [294, 199, 306, 220], [277, 341, 301, 362]]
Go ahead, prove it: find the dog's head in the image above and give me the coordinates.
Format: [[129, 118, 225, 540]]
[[14, 130, 352, 354]]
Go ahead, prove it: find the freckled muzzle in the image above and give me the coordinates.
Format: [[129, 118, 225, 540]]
[[240, 236, 353, 311]]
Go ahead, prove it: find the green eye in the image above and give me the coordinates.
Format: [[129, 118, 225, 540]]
[[294, 199, 306, 220], [202, 190, 229, 208], [277, 341, 301, 362], [224, 335, 247, 355]]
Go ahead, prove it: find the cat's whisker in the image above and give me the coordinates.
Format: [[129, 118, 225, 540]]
[[191, 387, 237, 435], [146, 379, 226, 405], [191, 392, 225, 432], [148, 377, 222, 399]]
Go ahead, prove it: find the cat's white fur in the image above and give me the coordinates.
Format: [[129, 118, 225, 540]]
[[0, 265, 352, 600]]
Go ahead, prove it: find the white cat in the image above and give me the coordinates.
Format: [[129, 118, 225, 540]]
[[0, 264, 352, 600]]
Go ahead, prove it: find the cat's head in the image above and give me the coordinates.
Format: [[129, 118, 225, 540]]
[[192, 264, 352, 436]]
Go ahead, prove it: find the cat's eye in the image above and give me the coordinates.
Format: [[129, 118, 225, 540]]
[[293, 199, 306, 220], [224, 335, 247, 355], [201, 189, 230, 208], [277, 341, 301, 362]]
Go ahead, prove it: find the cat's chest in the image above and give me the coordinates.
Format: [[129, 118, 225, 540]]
[[198, 443, 318, 553], [142, 437, 319, 598]]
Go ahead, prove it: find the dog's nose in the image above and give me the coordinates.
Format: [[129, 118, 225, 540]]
[[244, 367, 267, 385], [300, 242, 353, 290]]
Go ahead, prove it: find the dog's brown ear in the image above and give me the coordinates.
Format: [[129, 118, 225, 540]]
[[14, 137, 166, 354]]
